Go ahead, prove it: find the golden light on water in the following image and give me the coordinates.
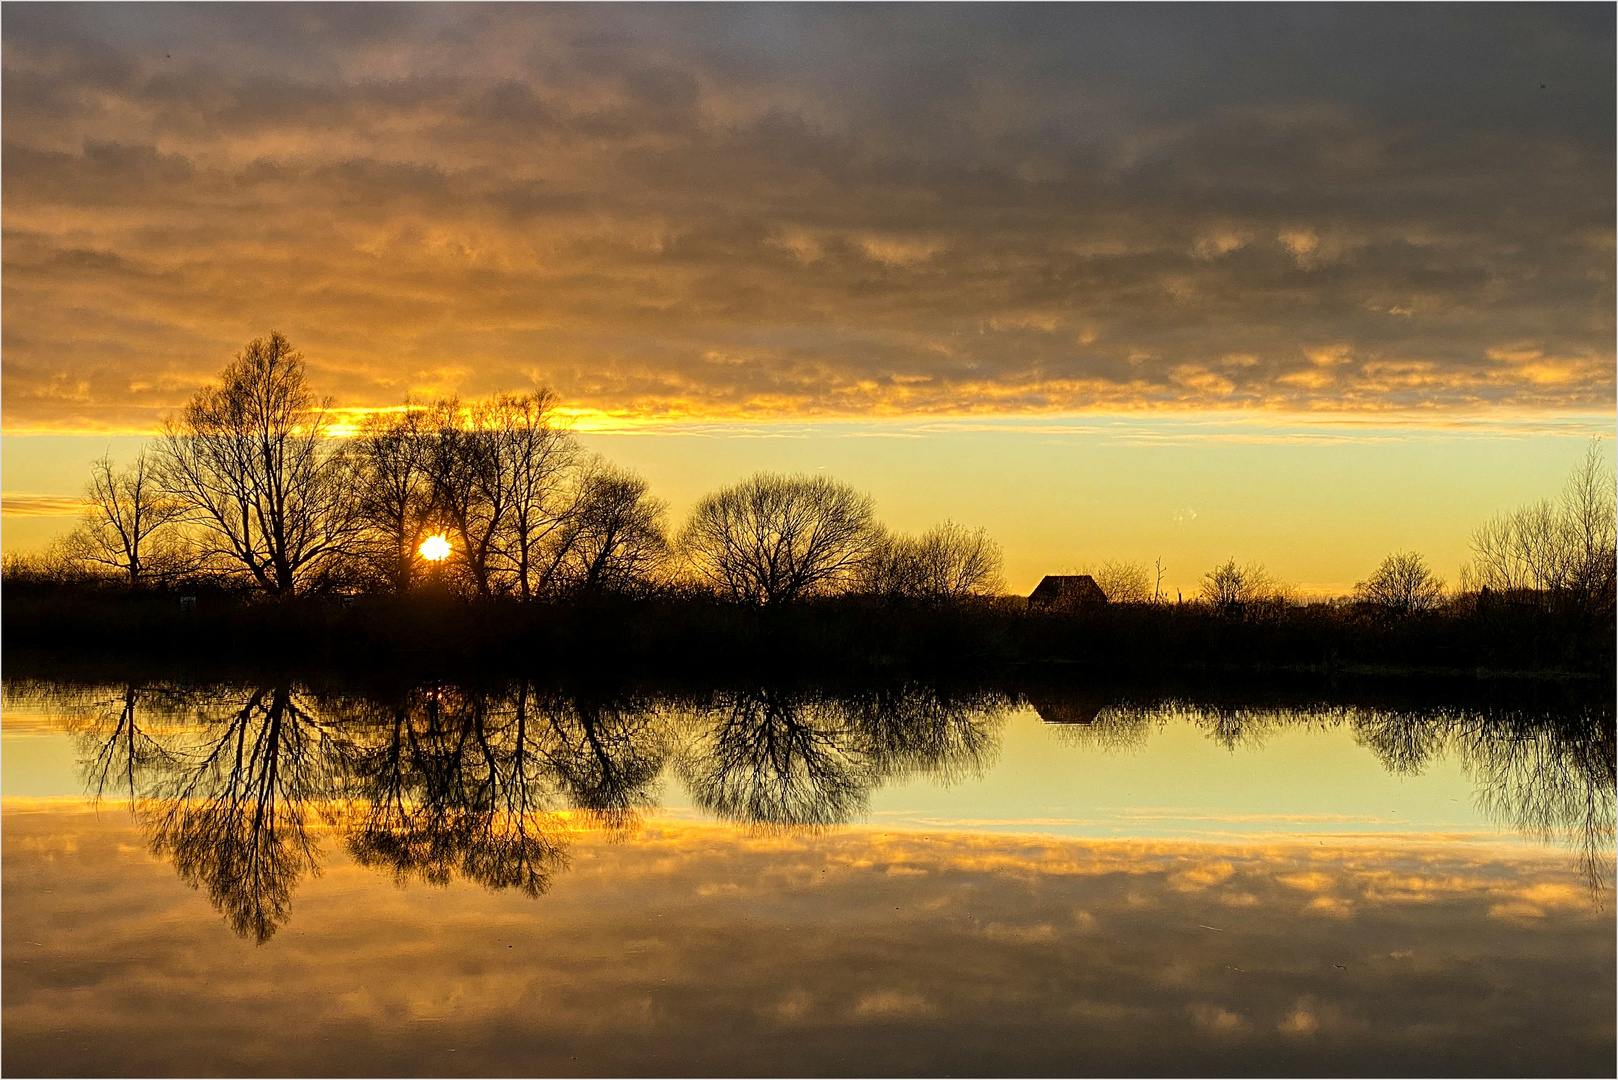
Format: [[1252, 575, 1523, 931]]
[[419, 534, 452, 562]]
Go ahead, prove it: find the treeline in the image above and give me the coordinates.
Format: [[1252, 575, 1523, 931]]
[[15, 333, 1003, 604], [4, 332, 1614, 674]]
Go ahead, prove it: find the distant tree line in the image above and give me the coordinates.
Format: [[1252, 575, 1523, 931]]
[[1070, 443, 1614, 624]]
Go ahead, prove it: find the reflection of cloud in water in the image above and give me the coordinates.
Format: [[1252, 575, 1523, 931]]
[[3, 809, 1611, 1077]]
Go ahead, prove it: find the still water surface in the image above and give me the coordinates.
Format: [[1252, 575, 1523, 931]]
[[3, 676, 1612, 1076]]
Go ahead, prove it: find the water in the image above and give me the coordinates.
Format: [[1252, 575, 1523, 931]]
[[3, 674, 1612, 1076]]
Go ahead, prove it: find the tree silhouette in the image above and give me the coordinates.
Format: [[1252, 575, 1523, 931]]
[[140, 685, 337, 942], [861, 521, 1004, 601], [1200, 558, 1287, 613], [1355, 703, 1615, 892], [342, 683, 569, 896], [156, 332, 358, 593], [539, 689, 669, 835], [62, 452, 190, 585], [680, 473, 880, 605], [555, 465, 669, 595], [1354, 552, 1445, 616], [351, 406, 438, 592], [677, 688, 875, 830], [1465, 440, 1617, 619]]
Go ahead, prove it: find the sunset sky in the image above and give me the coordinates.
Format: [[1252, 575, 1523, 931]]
[[3, 4, 1612, 593]]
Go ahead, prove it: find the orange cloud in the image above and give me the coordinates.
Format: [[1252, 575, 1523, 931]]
[[1, 7, 1610, 432]]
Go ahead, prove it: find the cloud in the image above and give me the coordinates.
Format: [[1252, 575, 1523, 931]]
[[1, 6, 1612, 430], [2, 493, 85, 517]]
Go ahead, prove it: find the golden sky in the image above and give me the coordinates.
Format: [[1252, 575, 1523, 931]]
[[2, 6, 1613, 588]]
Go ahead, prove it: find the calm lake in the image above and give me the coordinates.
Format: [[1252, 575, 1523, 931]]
[[2, 672, 1612, 1077]]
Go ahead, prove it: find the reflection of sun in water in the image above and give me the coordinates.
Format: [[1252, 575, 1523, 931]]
[[419, 534, 452, 562]]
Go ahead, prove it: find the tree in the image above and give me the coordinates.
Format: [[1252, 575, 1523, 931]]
[[422, 392, 578, 599], [556, 464, 669, 594], [1560, 440, 1618, 606], [1354, 551, 1445, 615], [156, 332, 357, 594], [679, 472, 880, 605], [1089, 558, 1152, 604], [486, 392, 579, 600], [351, 406, 437, 592], [423, 397, 508, 598], [1463, 439, 1617, 614], [63, 450, 189, 584], [861, 521, 1003, 600], [1200, 558, 1286, 613]]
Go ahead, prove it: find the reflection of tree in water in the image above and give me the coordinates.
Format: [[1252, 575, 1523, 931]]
[[46, 678, 675, 936], [1183, 705, 1343, 752], [341, 683, 568, 897], [138, 685, 337, 944], [70, 684, 186, 803], [1028, 687, 1614, 894], [48, 671, 1608, 935], [1028, 690, 1346, 755], [678, 689, 871, 831], [539, 689, 670, 837], [843, 684, 1008, 787], [1355, 705, 1616, 892], [678, 685, 1009, 831], [1026, 689, 1157, 753]]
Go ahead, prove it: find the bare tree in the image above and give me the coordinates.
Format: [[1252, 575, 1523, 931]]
[[1200, 558, 1287, 612], [63, 450, 189, 585], [1354, 552, 1445, 615], [155, 332, 358, 594], [912, 521, 1002, 599], [861, 521, 1003, 600], [420, 392, 580, 599], [1561, 441, 1618, 609], [1464, 440, 1617, 613], [557, 464, 669, 594], [679, 473, 880, 605], [1088, 558, 1152, 604], [424, 397, 509, 598], [487, 392, 579, 600], [351, 407, 437, 592]]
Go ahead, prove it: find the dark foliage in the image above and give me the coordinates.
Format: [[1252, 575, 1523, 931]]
[[5, 580, 1611, 680]]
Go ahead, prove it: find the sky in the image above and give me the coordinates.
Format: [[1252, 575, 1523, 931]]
[[2, 4, 1613, 592]]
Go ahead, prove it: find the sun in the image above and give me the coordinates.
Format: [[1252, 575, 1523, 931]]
[[419, 534, 452, 562]]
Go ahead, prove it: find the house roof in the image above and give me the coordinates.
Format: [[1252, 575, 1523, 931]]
[[1029, 574, 1109, 603]]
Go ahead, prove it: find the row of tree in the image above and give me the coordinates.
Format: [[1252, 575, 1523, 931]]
[[34, 332, 1617, 618], [54, 333, 1005, 603]]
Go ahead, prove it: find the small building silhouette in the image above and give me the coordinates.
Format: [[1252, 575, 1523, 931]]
[[1028, 574, 1108, 611], [1024, 690, 1106, 725]]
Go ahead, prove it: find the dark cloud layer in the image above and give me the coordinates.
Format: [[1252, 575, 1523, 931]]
[[3, 4, 1612, 429]]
